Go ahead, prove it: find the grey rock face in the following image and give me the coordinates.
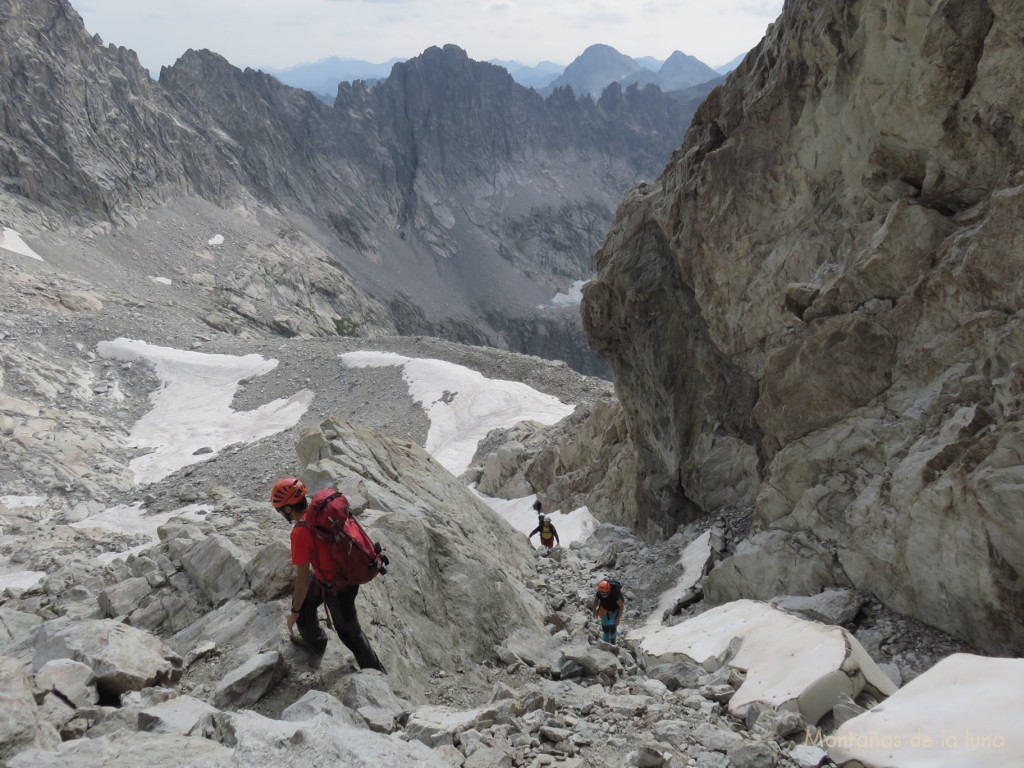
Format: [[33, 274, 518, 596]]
[[1, 2, 700, 369], [0, 656, 61, 761], [582, 0, 1024, 652], [295, 418, 549, 697], [31, 619, 183, 697], [210, 651, 288, 709]]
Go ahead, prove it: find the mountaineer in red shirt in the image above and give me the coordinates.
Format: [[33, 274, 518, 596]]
[[271, 477, 385, 672]]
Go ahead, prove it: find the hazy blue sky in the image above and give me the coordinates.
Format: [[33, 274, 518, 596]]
[[72, 0, 784, 73]]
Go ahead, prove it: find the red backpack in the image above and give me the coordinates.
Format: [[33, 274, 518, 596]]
[[299, 489, 387, 590]]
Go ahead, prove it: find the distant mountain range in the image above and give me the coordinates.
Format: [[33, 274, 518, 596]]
[[265, 44, 746, 101], [544, 44, 723, 98], [261, 56, 404, 98]]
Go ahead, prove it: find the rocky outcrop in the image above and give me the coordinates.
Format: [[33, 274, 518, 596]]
[[582, 0, 1024, 653], [0, 0, 244, 218], [295, 418, 549, 693], [467, 397, 640, 528], [1, 0, 704, 369]]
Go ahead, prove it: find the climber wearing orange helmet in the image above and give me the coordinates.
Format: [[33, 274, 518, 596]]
[[592, 578, 625, 644], [271, 477, 384, 671]]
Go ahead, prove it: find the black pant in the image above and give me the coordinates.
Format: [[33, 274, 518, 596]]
[[296, 576, 384, 672]]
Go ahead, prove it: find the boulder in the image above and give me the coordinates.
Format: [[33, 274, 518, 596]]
[[176, 534, 249, 606], [243, 541, 292, 600], [0, 656, 61, 761], [34, 658, 98, 708], [98, 576, 153, 618], [631, 600, 897, 724], [770, 590, 866, 626], [6, 730, 232, 767], [282, 690, 366, 729], [32, 619, 182, 698], [213, 709, 451, 767], [138, 695, 219, 734], [210, 651, 288, 709], [295, 419, 548, 698]]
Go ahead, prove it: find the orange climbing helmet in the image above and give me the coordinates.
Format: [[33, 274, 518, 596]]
[[271, 477, 307, 508], [597, 579, 611, 596]]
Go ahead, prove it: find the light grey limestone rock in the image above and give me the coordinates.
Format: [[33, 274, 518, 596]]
[[242, 540, 292, 600], [137, 694, 219, 735], [281, 689, 366, 728], [726, 742, 777, 768], [704, 531, 850, 605], [296, 418, 548, 698], [0, 608, 45, 648], [560, 642, 620, 678], [770, 590, 866, 627], [0, 656, 61, 761], [692, 722, 744, 752], [210, 650, 287, 709], [405, 704, 495, 747], [463, 744, 514, 768], [341, 669, 411, 730], [217, 709, 452, 767], [7, 730, 233, 767], [830, 693, 866, 729], [98, 576, 152, 618], [496, 628, 564, 671], [33, 658, 98, 708], [31, 619, 182, 697], [647, 661, 704, 692], [177, 534, 249, 606]]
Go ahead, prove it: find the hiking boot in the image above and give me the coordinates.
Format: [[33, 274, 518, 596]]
[[291, 632, 328, 654]]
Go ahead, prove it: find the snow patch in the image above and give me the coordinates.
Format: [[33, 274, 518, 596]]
[[0, 495, 48, 509], [640, 531, 714, 629], [96, 339, 313, 485], [0, 227, 43, 261], [630, 599, 899, 724], [0, 570, 46, 590], [827, 654, 1023, 767], [70, 502, 211, 562], [539, 279, 587, 309], [341, 351, 573, 475], [148, 276, 173, 285], [208, 234, 224, 246], [473, 490, 597, 546]]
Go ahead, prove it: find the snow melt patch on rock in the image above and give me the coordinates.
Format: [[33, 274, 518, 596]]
[[827, 654, 1022, 768], [0, 227, 43, 261], [639, 530, 715, 630], [341, 351, 574, 475], [0, 496, 47, 509], [473, 490, 598, 546], [541, 279, 587, 309], [630, 599, 898, 724], [0, 570, 46, 590], [70, 503, 210, 563], [96, 339, 313, 485]]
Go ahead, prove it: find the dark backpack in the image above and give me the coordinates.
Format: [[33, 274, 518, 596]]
[[299, 489, 387, 590], [605, 577, 623, 602]]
